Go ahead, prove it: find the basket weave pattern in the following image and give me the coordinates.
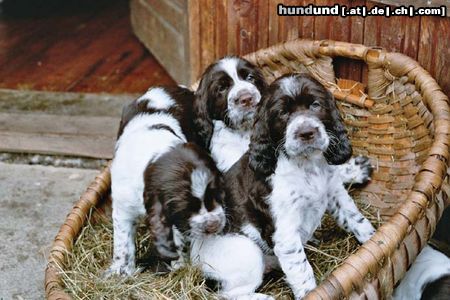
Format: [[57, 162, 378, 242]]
[[45, 39, 450, 300]]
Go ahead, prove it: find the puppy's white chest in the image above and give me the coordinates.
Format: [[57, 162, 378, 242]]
[[210, 120, 250, 172], [268, 157, 331, 242]]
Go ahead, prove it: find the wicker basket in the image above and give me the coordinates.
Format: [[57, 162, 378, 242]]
[[45, 39, 450, 300]]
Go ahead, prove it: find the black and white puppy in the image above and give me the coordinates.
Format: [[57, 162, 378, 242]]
[[393, 245, 450, 300], [143, 142, 226, 261], [193, 56, 268, 172], [223, 73, 376, 299], [194, 56, 373, 184], [107, 86, 202, 276]]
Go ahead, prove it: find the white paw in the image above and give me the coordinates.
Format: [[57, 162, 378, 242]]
[[356, 223, 376, 244], [293, 276, 316, 300], [103, 261, 135, 278], [170, 257, 187, 271], [224, 293, 275, 300]]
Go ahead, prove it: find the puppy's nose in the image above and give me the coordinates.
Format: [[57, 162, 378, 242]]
[[296, 126, 319, 141], [204, 220, 221, 234], [235, 92, 255, 108]]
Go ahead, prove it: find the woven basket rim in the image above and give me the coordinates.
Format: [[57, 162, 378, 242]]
[[44, 38, 450, 300]]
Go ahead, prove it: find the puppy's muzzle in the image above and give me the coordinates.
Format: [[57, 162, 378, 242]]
[[233, 91, 258, 109], [204, 219, 222, 234], [295, 125, 319, 142]]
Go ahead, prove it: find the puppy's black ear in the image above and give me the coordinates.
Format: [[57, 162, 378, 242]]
[[249, 94, 276, 176], [324, 90, 352, 164], [193, 77, 214, 149]]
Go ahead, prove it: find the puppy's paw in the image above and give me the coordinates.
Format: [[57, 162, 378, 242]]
[[103, 261, 135, 278], [170, 257, 187, 271], [343, 155, 373, 185]]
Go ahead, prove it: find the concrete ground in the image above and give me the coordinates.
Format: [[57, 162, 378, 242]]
[[0, 162, 99, 299]]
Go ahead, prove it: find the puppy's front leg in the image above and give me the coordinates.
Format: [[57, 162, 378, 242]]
[[148, 201, 179, 259], [327, 184, 376, 243], [273, 218, 316, 299], [105, 209, 138, 276]]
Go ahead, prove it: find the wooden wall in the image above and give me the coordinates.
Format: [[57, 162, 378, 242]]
[[187, 0, 449, 96]]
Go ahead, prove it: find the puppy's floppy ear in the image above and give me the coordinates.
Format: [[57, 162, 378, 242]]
[[323, 90, 352, 164], [249, 94, 276, 176], [193, 76, 214, 149]]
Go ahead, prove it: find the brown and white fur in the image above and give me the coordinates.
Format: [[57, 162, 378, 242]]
[[194, 56, 372, 182], [106, 86, 199, 276], [106, 85, 270, 300], [193, 56, 267, 172], [143, 142, 226, 261], [211, 73, 376, 299]]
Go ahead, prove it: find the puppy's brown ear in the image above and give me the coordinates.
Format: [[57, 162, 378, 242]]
[[323, 90, 352, 164], [248, 93, 276, 176], [193, 76, 214, 149]]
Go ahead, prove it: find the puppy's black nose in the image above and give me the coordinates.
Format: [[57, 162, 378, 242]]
[[296, 126, 318, 141]]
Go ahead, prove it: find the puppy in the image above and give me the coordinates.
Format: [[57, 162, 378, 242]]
[[193, 56, 267, 172], [393, 245, 450, 300], [221, 73, 376, 299], [143, 142, 226, 259], [108, 84, 273, 300], [194, 56, 372, 184], [107, 86, 199, 276]]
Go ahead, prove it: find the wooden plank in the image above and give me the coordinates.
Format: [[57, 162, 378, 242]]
[[0, 131, 115, 159], [188, 0, 202, 82], [268, 0, 279, 45], [256, 0, 269, 50], [363, 2, 420, 57], [278, 0, 299, 42], [68, 36, 150, 93], [0, 3, 124, 90], [417, 16, 450, 97], [131, 0, 188, 84], [143, 0, 187, 32], [112, 55, 174, 93], [372, 0, 450, 16], [32, 16, 132, 91], [227, 0, 239, 54], [215, 0, 228, 59], [199, 0, 216, 70], [238, 0, 258, 55], [0, 113, 119, 137], [298, 0, 315, 39], [0, 89, 134, 117]]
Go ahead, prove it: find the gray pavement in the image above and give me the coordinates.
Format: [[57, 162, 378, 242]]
[[0, 162, 99, 300]]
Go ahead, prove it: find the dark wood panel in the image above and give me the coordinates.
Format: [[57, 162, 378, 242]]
[[417, 16, 450, 97], [178, 0, 447, 99], [0, 0, 174, 94]]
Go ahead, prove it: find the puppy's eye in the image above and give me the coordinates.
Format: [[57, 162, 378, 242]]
[[246, 73, 255, 81], [310, 101, 321, 111], [217, 84, 228, 93]]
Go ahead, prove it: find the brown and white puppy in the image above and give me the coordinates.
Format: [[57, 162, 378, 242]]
[[194, 56, 373, 184], [221, 73, 375, 298], [143, 142, 226, 260], [107, 86, 203, 277], [193, 56, 268, 172]]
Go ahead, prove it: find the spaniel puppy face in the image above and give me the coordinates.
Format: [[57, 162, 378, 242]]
[[193, 56, 267, 148], [145, 143, 227, 241], [186, 168, 227, 238], [249, 73, 352, 175]]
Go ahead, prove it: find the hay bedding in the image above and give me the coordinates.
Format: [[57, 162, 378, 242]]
[[60, 190, 382, 300]]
